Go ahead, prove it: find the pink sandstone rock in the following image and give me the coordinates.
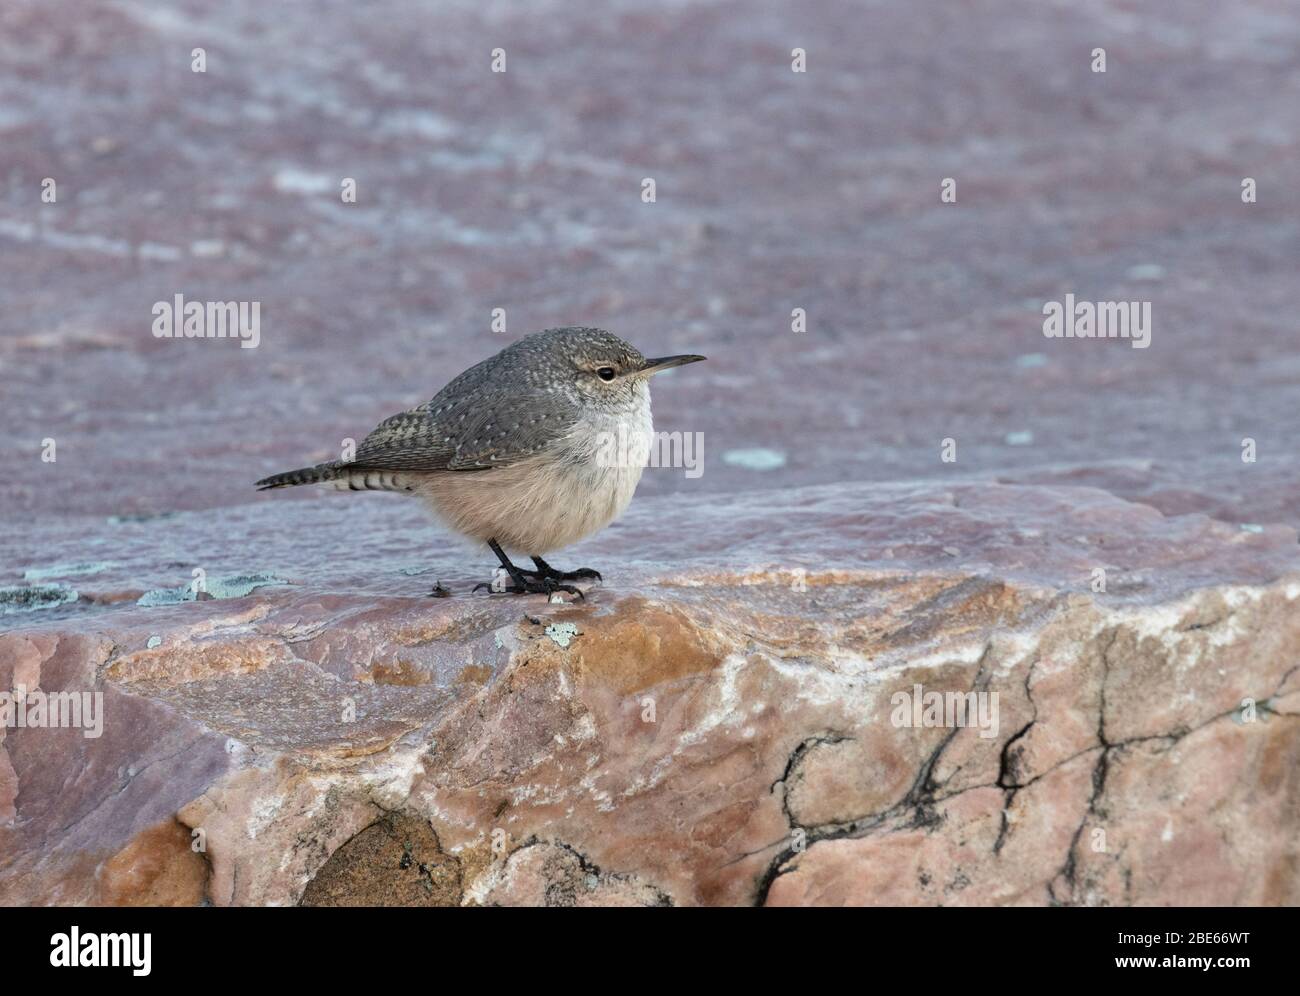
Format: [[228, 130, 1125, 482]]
[[2, 482, 1298, 906]]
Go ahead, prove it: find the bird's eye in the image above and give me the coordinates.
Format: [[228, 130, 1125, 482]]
[[596, 367, 617, 382]]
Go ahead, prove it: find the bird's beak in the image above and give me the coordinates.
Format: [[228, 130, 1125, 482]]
[[639, 354, 706, 376]]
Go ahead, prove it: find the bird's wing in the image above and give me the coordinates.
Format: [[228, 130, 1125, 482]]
[[351, 383, 578, 472]]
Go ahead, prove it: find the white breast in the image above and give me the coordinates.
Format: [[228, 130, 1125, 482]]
[[413, 389, 654, 556]]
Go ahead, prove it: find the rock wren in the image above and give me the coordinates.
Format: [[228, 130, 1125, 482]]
[[256, 327, 705, 597]]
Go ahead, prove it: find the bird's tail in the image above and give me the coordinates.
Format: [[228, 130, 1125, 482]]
[[255, 461, 344, 490]]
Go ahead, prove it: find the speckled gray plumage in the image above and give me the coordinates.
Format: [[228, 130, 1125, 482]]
[[256, 327, 649, 488], [355, 327, 648, 471], [255, 326, 707, 562]]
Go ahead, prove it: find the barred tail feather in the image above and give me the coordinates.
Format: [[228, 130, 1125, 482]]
[[332, 469, 416, 493], [255, 461, 344, 490], [256, 462, 417, 493]]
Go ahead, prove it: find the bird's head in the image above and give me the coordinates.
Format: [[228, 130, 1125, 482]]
[[536, 327, 705, 412]]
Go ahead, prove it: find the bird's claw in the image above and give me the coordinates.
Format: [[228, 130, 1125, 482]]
[[522, 566, 601, 584], [473, 577, 585, 600]]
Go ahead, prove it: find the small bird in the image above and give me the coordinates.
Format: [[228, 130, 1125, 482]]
[[256, 327, 705, 597]]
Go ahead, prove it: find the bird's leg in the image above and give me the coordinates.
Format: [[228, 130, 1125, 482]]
[[526, 556, 602, 583], [473, 539, 584, 599]]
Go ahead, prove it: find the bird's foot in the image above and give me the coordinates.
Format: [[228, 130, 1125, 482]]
[[473, 573, 584, 600], [475, 541, 594, 599], [525, 557, 602, 584]]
